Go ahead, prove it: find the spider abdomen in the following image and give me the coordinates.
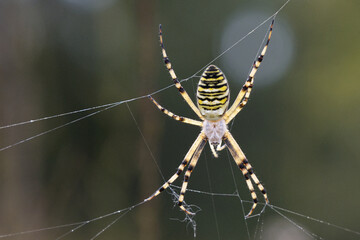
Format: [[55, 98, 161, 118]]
[[197, 65, 229, 121]]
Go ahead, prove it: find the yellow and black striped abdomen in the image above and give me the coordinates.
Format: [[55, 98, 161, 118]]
[[197, 65, 229, 121]]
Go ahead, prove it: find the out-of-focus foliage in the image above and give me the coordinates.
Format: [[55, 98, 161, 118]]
[[0, 0, 359, 239]]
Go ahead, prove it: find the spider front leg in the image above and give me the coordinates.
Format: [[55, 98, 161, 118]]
[[223, 131, 269, 218], [178, 138, 207, 214], [145, 133, 206, 203]]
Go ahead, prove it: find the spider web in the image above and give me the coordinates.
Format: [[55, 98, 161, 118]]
[[0, 1, 359, 239]]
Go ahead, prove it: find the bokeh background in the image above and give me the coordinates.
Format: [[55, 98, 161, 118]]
[[0, 0, 359, 239]]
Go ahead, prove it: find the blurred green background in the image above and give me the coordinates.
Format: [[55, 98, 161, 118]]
[[0, 0, 359, 239]]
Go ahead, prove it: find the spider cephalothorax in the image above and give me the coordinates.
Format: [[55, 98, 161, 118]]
[[202, 118, 227, 146], [145, 19, 274, 217]]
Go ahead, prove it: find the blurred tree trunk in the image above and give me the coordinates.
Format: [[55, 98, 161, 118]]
[[135, 0, 162, 240], [0, 2, 48, 238]]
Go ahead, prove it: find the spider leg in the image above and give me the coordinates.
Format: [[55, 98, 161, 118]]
[[223, 131, 269, 218], [148, 95, 203, 127], [178, 138, 207, 215], [145, 132, 206, 202], [159, 25, 204, 120], [224, 19, 274, 124]]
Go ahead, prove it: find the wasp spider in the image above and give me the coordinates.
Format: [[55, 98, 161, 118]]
[[145, 19, 274, 218]]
